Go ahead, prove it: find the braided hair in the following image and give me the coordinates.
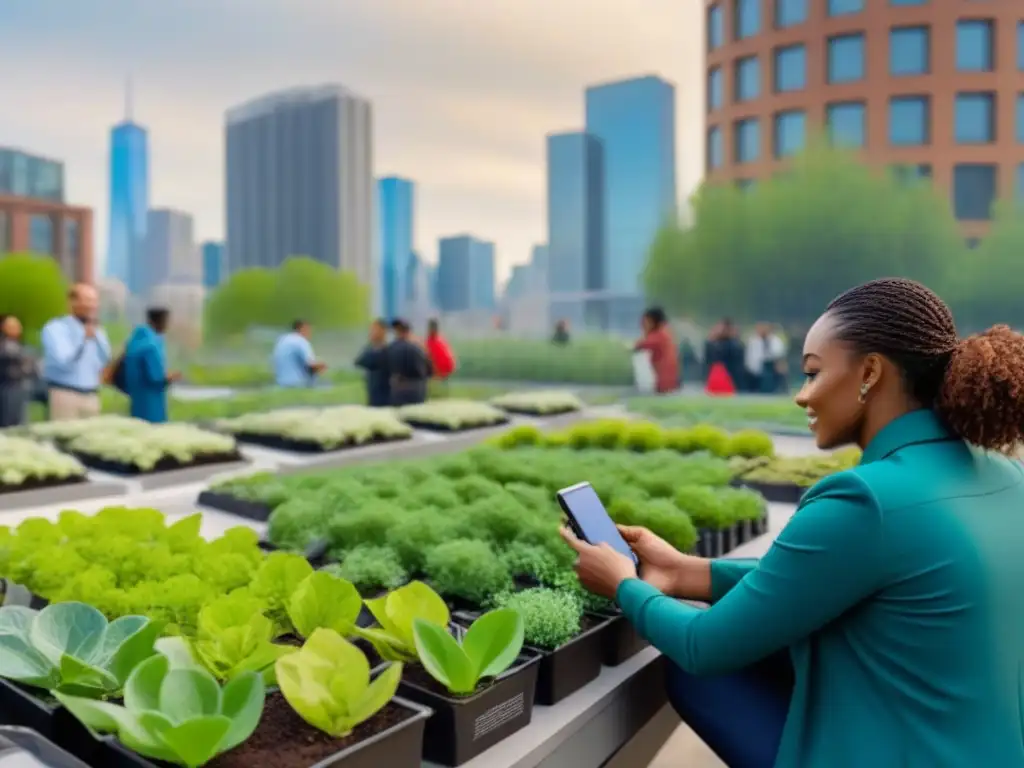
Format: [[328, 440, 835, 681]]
[[826, 278, 1024, 452]]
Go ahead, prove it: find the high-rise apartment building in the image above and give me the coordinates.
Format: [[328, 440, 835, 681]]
[[107, 86, 149, 293], [436, 235, 496, 313], [144, 208, 198, 296], [546, 131, 604, 328], [0, 148, 64, 203], [225, 85, 374, 286], [201, 241, 225, 289], [377, 176, 414, 321], [585, 75, 677, 329]]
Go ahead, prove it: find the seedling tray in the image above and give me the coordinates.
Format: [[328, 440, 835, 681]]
[[232, 432, 412, 454], [494, 406, 580, 417], [71, 450, 244, 477], [401, 418, 510, 434], [696, 527, 725, 558], [197, 490, 274, 522], [256, 537, 331, 568], [739, 479, 805, 505], [93, 693, 430, 768], [397, 651, 541, 766], [0, 682, 97, 763], [591, 608, 649, 667], [0, 475, 87, 497]]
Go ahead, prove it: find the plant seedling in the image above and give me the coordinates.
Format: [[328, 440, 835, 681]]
[[355, 580, 450, 662]]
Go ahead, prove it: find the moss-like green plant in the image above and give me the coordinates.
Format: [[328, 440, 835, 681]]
[[683, 425, 731, 457], [329, 546, 408, 593], [424, 540, 512, 606], [385, 511, 458, 573], [545, 569, 615, 614], [718, 487, 766, 522], [493, 588, 583, 650], [619, 422, 666, 452], [492, 425, 543, 449], [673, 485, 727, 529], [452, 475, 505, 503], [725, 430, 775, 459], [407, 478, 462, 509], [325, 502, 401, 552]]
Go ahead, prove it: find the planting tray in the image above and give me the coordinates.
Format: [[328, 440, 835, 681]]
[[71, 450, 245, 478], [197, 490, 274, 522], [0, 681, 100, 762], [398, 651, 541, 766], [92, 694, 431, 768], [0, 476, 127, 512], [591, 610, 649, 667], [231, 431, 413, 454], [0, 726, 92, 768], [256, 536, 332, 568], [401, 418, 510, 434], [494, 407, 580, 417], [0, 474, 87, 497], [738, 479, 806, 505]]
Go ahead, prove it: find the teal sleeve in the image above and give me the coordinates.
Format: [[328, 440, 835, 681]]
[[710, 559, 759, 602], [615, 471, 886, 675]]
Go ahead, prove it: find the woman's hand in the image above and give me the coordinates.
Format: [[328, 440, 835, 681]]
[[619, 525, 712, 601], [560, 528, 638, 600]]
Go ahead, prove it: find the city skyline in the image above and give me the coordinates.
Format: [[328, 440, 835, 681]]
[[0, 0, 703, 284]]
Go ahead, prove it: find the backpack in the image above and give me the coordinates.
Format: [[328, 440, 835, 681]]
[[104, 353, 128, 394]]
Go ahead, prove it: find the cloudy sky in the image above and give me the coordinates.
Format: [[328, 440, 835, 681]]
[[1, 0, 703, 284]]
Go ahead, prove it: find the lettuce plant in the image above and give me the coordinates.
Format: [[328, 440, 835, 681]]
[[55, 653, 264, 768], [276, 629, 401, 738], [248, 552, 314, 635], [0, 602, 159, 697], [355, 580, 450, 662], [412, 608, 524, 695], [286, 571, 362, 638]]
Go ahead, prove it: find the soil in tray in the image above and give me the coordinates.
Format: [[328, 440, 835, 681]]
[[74, 450, 243, 476], [234, 432, 412, 454], [401, 662, 498, 700], [206, 692, 413, 768], [0, 474, 87, 496]]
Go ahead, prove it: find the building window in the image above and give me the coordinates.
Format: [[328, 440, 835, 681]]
[[890, 27, 929, 76], [890, 164, 933, 185], [1019, 22, 1024, 71], [826, 102, 866, 148], [774, 45, 807, 92], [828, 0, 863, 17], [735, 118, 761, 163], [953, 164, 996, 221], [775, 0, 807, 28], [708, 126, 724, 171], [735, 56, 761, 101], [29, 215, 53, 255], [734, 0, 760, 40], [890, 0, 927, 5], [828, 33, 865, 84], [955, 93, 995, 144], [957, 20, 994, 72], [708, 67, 724, 111], [708, 4, 724, 50], [774, 110, 806, 158], [889, 96, 930, 146]]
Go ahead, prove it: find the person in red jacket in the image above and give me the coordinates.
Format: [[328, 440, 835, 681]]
[[425, 318, 456, 381], [634, 306, 679, 394]]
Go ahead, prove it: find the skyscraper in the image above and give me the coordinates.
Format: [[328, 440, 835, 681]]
[[225, 85, 374, 287], [201, 241, 225, 289], [143, 208, 198, 296], [107, 82, 149, 293], [545, 131, 604, 329], [436, 235, 495, 313], [377, 176, 414, 321], [585, 75, 676, 329]]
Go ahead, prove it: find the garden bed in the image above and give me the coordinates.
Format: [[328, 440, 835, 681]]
[[0, 434, 89, 498], [735, 479, 804, 505], [232, 431, 412, 454], [489, 390, 584, 417], [0, 474, 86, 496], [730, 450, 860, 506], [402, 417, 510, 434], [198, 489, 275, 522], [397, 400, 510, 433], [73, 449, 244, 477]]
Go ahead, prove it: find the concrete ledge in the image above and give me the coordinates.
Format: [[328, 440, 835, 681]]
[[133, 459, 253, 492], [423, 648, 666, 768], [0, 480, 129, 513]]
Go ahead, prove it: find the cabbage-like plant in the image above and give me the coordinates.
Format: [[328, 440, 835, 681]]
[[354, 580, 450, 662], [55, 653, 264, 768], [276, 629, 401, 737], [413, 608, 524, 695], [0, 602, 159, 697], [286, 570, 362, 638]]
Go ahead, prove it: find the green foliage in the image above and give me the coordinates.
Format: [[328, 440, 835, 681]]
[[644, 145, 963, 328], [413, 608, 524, 695], [276, 629, 400, 738], [492, 588, 583, 650], [247, 553, 314, 636], [492, 425, 544, 449], [734, 449, 860, 487], [55, 653, 264, 768], [286, 571, 362, 639], [0, 252, 67, 345], [424, 540, 512, 607], [355, 581, 451, 662], [951, 199, 1024, 331], [326, 502, 402, 555], [0, 602, 159, 696], [453, 338, 633, 385], [726, 430, 776, 459], [629, 395, 807, 431], [330, 546, 408, 593]]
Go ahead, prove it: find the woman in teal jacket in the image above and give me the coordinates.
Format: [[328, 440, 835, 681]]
[[564, 278, 1024, 768], [123, 308, 178, 423]]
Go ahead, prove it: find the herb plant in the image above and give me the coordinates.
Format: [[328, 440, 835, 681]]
[[424, 540, 512, 606], [332, 545, 408, 593], [0, 602, 159, 697], [493, 588, 583, 650], [355, 580, 450, 662], [413, 608, 524, 695], [55, 653, 265, 768], [276, 629, 401, 738]]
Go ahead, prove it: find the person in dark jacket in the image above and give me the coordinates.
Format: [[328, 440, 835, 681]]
[[0, 315, 31, 428], [123, 308, 180, 423], [388, 318, 432, 405], [354, 319, 391, 407]]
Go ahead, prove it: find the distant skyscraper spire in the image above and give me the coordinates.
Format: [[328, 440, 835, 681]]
[[124, 76, 133, 121]]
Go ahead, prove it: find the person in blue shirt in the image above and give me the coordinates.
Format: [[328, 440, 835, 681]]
[[272, 320, 326, 388], [41, 283, 111, 420], [123, 308, 181, 423]]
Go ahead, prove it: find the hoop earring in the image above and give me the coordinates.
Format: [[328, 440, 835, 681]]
[[858, 383, 870, 404]]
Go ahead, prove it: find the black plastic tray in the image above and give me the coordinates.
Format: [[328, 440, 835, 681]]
[[401, 418, 509, 434], [197, 490, 274, 522], [71, 450, 244, 477], [494, 406, 580, 417], [232, 432, 412, 454], [737, 479, 805, 505], [591, 609, 649, 667]]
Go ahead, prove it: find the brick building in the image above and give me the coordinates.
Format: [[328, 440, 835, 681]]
[[0, 195, 94, 283]]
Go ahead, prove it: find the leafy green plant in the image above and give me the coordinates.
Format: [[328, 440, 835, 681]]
[[55, 653, 265, 768], [619, 422, 666, 452], [493, 588, 583, 650], [491, 425, 543, 449], [673, 485, 728, 529], [385, 511, 457, 573], [725, 430, 775, 459], [330, 546, 408, 593], [546, 570, 615, 614], [0, 602, 160, 697], [413, 608, 524, 695], [355, 580, 451, 662], [288, 570, 362, 638], [276, 629, 401, 738], [326, 502, 402, 554], [424, 540, 512, 606], [247, 552, 314, 635]]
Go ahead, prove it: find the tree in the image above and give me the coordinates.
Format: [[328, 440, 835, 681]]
[[645, 145, 964, 330], [0, 252, 68, 344], [951, 200, 1024, 332], [203, 256, 369, 339]]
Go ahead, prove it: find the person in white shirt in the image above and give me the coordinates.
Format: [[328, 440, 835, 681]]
[[744, 322, 787, 393]]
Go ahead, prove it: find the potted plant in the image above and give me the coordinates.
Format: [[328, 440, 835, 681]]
[[422, 540, 513, 612]]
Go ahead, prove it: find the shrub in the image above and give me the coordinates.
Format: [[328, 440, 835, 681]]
[[619, 422, 665, 452], [500, 542, 567, 584], [385, 511, 459, 573], [726, 430, 775, 459], [434, 454, 476, 480], [673, 485, 727, 529], [682, 425, 731, 457], [424, 540, 512, 606], [493, 588, 583, 650], [408, 478, 461, 509], [634, 499, 699, 553], [329, 546, 408, 593], [718, 487, 767, 522], [452, 475, 505, 503], [493, 425, 543, 449], [452, 495, 532, 548], [325, 502, 402, 554], [266, 495, 335, 551]]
